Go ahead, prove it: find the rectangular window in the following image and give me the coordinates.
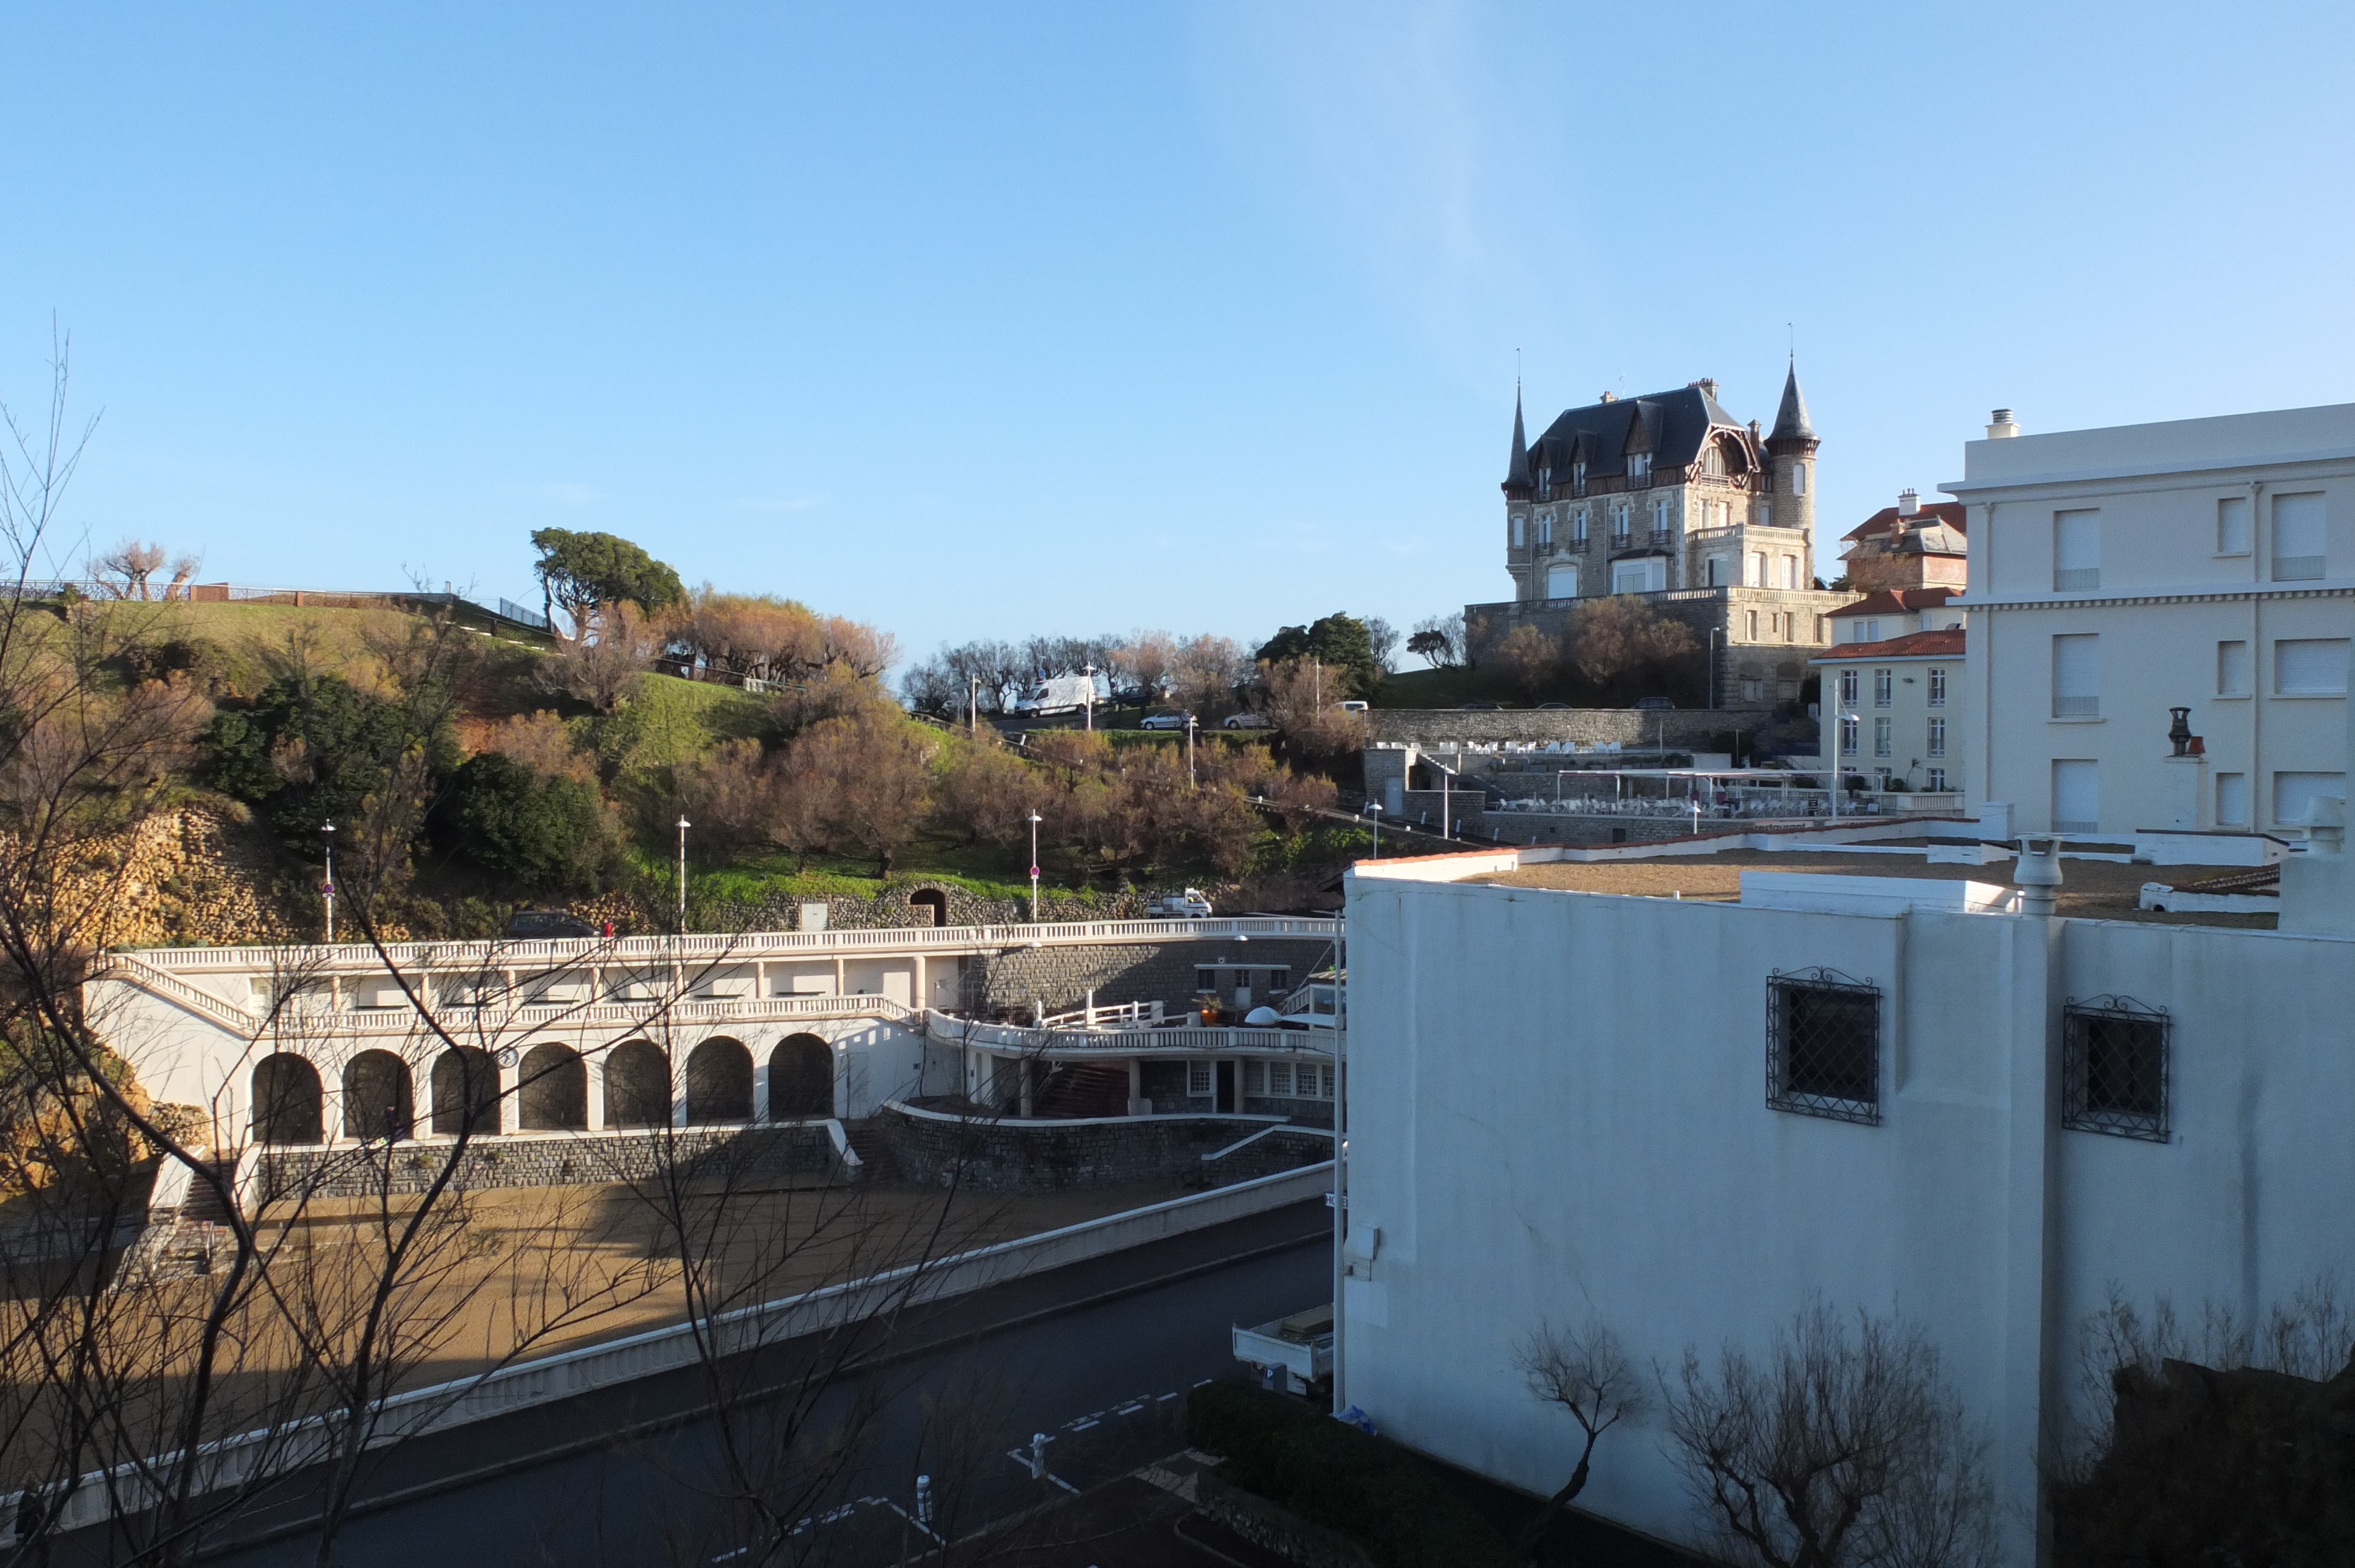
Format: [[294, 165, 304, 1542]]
[[1186, 1061, 1212, 1097], [2217, 495, 2251, 555], [1791, 466, 1807, 497], [1510, 515, 1525, 547], [2052, 633, 2100, 717], [1706, 555, 1726, 586], [1839, 669, 1859, 707], [1766, 969, 1879, 1125], [1613, 505, 1630, 542], [1760, 501, 1773, 528], [1862, 618, 1882, 642], [1244, 1061, 1266, 1095], [1928, 717, 1947, 758], [1839, 715, 1859, 755], [1782, 556, 1800, 589], [1268, 1061, 1292, 1097], [1873, 717, 1892, 756], [1573, 460, 1586, 494], [1538, 514, 1553, 546], [1195, 966, 1218, 992], [2274, 638, 2350, 695], [1653, 497, 1670, 532], [1574, 508, 1588, 541], [1745, 610, 1759, 640], [1928, 667, 1947, 706], [1873, 669, 1892, 707], [1814, 615, 1827, 642], [2052, 758, 2099, 833], [1926, 768, 1948, 792], [2062, 997, 2170, 1141], [1628, 451, 1651, 484], [2054, 508, 2101, 592], [2217, 640, 2251, 697], [1750, 550, 1767, 586], [2216, 772, 2249, 826], [2274, 770, 2347, 828], [2272, 492, 2326, 582]]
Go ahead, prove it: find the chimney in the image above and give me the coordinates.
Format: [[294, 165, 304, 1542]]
[[1986, 408, 2020, 439], [1898, 488, 1920, 517], [1598, 391, 1618, 404], [1691, 378, 1719, 399]]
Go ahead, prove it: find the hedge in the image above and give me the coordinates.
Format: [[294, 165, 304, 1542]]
[[1188, 1380, 1519, 1567]]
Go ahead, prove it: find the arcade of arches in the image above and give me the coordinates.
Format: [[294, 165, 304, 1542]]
[[246, 1032, 835, 1145]]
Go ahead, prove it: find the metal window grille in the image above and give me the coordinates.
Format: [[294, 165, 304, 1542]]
[[1186, 1061, 1213, 1097], [1767, 969, 1881, 1125], [2063, 995, 2170, 1141]]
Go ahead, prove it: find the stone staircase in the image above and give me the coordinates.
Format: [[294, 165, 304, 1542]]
[[1033, 1063, 1130, 1119], [840, 1119, 901, 1184]]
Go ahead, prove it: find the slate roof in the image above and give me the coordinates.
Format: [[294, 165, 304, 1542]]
[[1809, 628, 1965, 664], [1828, 587, 1962, 619], [1842, 500, 1969, 543], [1524, 385, 1748, 482], [1769, 365, 1816, 446]]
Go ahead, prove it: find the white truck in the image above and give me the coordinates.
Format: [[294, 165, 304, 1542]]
[[1013, 672, 1104, 716], [1232, 1304, 1335, 1396], [1145, 888, 1213, 918]]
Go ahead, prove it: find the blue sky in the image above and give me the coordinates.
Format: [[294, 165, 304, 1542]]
[[8, 2, 2353, 666]]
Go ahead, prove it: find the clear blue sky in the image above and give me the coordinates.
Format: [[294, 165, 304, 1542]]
[[8, 2, 2353, 666]]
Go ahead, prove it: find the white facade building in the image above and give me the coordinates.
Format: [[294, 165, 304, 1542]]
[[1337, 839, 2355, 1564], [1948, 403, 2355, 836], [1813, 627, 1965, 792]]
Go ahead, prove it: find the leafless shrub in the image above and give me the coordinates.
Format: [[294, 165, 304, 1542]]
[[1662, 1303, 1995, 1568], [1514, 1317, 1643, 1556], [533, 601, 659, 712]]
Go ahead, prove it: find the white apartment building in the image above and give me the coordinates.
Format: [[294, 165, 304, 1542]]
[[1948, 403, 2354, 836], [1338, 828, 2355, 1565], [1813, 628, 1964, 792]]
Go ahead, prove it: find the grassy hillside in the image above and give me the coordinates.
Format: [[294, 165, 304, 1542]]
[[1372, 663, 1522, 707]]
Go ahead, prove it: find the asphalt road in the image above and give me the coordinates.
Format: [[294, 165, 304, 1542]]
[[69, 1198, 1333, 1568]]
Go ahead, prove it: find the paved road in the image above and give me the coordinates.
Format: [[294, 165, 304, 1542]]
[[71, 1199, 1332, 1567]]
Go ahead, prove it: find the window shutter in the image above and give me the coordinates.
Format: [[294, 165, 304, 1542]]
[[2274, 638, 2350, 695]]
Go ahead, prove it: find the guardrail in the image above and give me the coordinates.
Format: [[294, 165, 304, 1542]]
[[122, 917, 1344, 974], [923, 1011, 1329, 1056], [6, 1160, 1333, 1537]]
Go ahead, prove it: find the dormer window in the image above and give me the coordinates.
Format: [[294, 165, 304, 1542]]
[[1628, 451, 1651, 484], [1572, 460, 1587, 496], [1538, 466, 1553, 499]]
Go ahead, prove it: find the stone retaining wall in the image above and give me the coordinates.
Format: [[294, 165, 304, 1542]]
[[967, 939, 1335, 1018], [880, 1105, 1327, 1194], [256, 1122, 845, 1201], [1368, 707, 1759, 747]]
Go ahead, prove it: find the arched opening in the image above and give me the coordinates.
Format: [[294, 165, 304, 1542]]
[[908, 889, 948, 928], [342, 1050, 413, 1142], [685, 1037, 754, 1125], [518, 1044, 587, 1131], [430, 1047, 501, 1137], [768, 1034, 833, 1120], [604, 1040, 672, 1129], [252, 1055, 323, 1145]]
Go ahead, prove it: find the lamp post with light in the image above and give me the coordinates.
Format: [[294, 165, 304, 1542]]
[[1027, 812, 1043, 923], [320, 822, 337, 943], [1362, 800, 1380, 858], [675, 816, 691, 933], [1082, 665, 1096, 732]]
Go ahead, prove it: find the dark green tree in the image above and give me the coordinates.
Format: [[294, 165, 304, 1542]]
[[204, 674, 449, 855], [1255, 612, 1384, 700], [431, 752, 611, 891], [529, 527, 685, 636]]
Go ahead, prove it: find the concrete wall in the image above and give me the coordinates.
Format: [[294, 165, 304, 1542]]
[[964, 939, 1335, 1018], [1339, 862, 2355, 1563], [880, 1103, 1327, 1192]]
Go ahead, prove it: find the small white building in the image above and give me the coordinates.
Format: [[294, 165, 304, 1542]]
[[1336, 818, 2355, 1563], [1813, 627, 1965, 794], [1947, 403, 2354, 837]]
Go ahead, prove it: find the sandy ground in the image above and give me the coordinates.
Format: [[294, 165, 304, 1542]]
[[1472, 851, 2276, 927]]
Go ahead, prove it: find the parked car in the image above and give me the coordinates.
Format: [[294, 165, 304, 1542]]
[[1223, 712, 1275, 729], [506, 909, 596, 939], [1335, 699, 1369, 713], [1138, 710, 1192, 730], [1632, 696, 1676, 710], [1146, 888, 1215, 918]]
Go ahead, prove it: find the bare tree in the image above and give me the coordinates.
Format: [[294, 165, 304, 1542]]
[[1661, 1303, 1995, 1568], [1408, 612, 1464, 669], [1363, 616, 1400, 675], [1514, 1317, 1643, 1557], [91, 540, 168, 600], [1494, 624, 1560, 702], [532, 600, 661, 712]]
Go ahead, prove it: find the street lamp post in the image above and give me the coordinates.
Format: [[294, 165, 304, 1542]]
[[1082, 665, 1096, 732], [1185, 713, 1197, 789], [967, 673, 980, 733], [1027, 813, 1044, 922], [320, 822, 337, 943], [675, 816, 691, 932], [1362, 800, 1380, 858]]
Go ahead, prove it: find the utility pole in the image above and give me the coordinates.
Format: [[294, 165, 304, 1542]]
[[1027, 812, 1043, 923], [320, 822, 337, 943], [675, 816, 691, 932], [1083, 664, 1096, 732], [968, 673, 980, 733], [1186, 713, 1198, 789]]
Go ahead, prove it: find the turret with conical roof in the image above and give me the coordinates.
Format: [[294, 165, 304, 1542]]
[[1764, 361, 1819, 547], [1767, 361, 1818, 454], [1503, 386, 1533, 499]]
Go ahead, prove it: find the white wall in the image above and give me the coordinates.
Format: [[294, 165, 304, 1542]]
[[1339, 865, 2355, 1562]]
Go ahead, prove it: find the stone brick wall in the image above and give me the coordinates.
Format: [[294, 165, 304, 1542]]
[[880, 1106, 1328, 1193], [256, 1122, 844, 1200], [1368, 708, 1756, 748], [966, 939, 1335, 1018]]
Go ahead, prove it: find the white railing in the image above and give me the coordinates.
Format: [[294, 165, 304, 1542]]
[[924, 1010, 1330, 1057], [1037, 999, 1164, 1030], [121, 917, 1343, 975]]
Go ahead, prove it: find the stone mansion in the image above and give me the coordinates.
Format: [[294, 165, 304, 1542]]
[[1474, 367, 1850, 706]]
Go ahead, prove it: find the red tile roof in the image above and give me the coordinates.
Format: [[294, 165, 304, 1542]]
[[1828, 586, 1962, 619], [1843, 501, 1968, 543], [1810, 628, 1965, 663]]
